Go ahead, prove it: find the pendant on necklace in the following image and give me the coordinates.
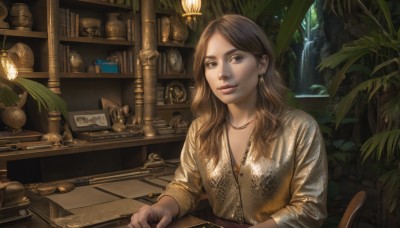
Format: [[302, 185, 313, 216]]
[[227, 117, 254, 130]]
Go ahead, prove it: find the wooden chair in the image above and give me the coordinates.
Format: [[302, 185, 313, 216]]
[[338, 191, 367, 228]]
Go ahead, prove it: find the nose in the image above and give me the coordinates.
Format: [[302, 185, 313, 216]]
[[217, 62, 229, 80], [218, 72, 228, 80]]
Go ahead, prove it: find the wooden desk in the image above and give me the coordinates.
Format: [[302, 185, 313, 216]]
[[2, 212, 211, 228], [1, 169, 214, 228]]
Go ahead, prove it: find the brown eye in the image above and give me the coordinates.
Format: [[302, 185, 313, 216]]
[[230, 55, 243, 63], [204, 61, 217, 69]]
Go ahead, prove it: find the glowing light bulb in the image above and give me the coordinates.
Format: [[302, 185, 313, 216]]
[[181, 0, 202, 30], [0, 50, 18, 80]]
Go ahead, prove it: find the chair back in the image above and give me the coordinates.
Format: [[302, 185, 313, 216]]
[[338, 191, 367, 228]]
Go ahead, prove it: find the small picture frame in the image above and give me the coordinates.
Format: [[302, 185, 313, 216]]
[[68, 110, 111, 132]]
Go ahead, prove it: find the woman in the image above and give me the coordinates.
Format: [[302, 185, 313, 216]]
[[130, 14, 327, 228]]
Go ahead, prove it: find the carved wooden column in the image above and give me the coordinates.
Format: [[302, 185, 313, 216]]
[[134, 57, 144, 125], [42, 0, 63, 144], [139, 0, 159, 136]]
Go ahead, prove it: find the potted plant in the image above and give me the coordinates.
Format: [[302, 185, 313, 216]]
[[0, 69, 68, 132]]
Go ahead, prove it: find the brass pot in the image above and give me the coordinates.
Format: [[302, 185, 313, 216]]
[[8, 42, 35, 72], [170, 15, 188, 44], [9, 3, 33, 31], [2, 181, 25, 207], [79, 18, 102, 38], [105, 12, 126, 40], [0, 106, 27, 133], [69, 51, 83, 73]]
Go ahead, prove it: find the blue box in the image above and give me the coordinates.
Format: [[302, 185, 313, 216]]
[[95, 59, 119, 73]]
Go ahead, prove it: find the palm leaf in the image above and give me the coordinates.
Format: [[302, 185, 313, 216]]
[[361, 129, 400, 161], [334, 73, 397, 126], [371, 58, 400, 75], [323, 0, 357, 17], [376, 0, 395, 36], [381, 89, 400, 129], [379, 167, 400, 212], [0, 78, 19, 105], [12, 77, 68, 119], [233, 0, 273, 21], [318, 33, 398, 96], [158, 0, 183, 13], [275, 0, 313, 57], [398, 27, 400, 41]]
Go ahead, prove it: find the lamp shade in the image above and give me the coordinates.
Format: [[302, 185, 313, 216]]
[[181, 0, 202, 30], [0, 50, 18, 80], [181, 0, 202, 16]]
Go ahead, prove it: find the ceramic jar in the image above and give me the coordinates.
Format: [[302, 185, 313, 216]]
[[0, 181, 26, 207], [170, 14, 188, 44], [8, 42, 34, 72], [69, 51, 83, 73], [9, 3, 33, 31], [160, 16, 171, 43], [0, 106, 27, 133], [105, 12, 126, 40], [79, 18, 102, 38]]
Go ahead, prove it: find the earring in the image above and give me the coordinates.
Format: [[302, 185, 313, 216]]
[[258, 75, 264, 86]]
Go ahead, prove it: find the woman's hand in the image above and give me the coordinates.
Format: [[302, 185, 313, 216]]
[[128, 196, 179, 228], [249, 218, 278, 228], [129, 204, 173, 228]]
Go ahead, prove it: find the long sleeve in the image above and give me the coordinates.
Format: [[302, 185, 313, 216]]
[[158, 119, 204, 217], [270, 110, 328, 227]]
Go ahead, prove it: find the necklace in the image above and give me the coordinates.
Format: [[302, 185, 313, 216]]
[[233, 141, 251, 179], [227, 131, 252, 224], [227, 116, 254, 130], [229, 136, 252, 180]]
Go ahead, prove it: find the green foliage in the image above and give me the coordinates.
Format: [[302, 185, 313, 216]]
[[379, 166, 400, 212], [0, 77, 68, 119], [333, 73, 398, 128], [312, 109, 358, 166], [318, 0, 400, 212], [310, 84, 329, 95], [319, 33, 400, 97], [133, 0, 140, 12], [275, 0, 314, 58], [361, 130, 400, 161], [323, 0, 360, 18], [158, 0, 184, 13], [0, 78, 20, 106]]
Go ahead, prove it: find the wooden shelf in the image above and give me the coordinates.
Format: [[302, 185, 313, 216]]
[[158, 74, 193, 79], [62, 0, 133, 10], [157, 104, 191, 110], [60, 72, 134, 78], [158, 42, 194, 48], [1, 1, 191, 179], [0, 134, 186, 162], [19, 72, 49, 79], [0, 29, 47, 39], [60, 37, 134, 46]]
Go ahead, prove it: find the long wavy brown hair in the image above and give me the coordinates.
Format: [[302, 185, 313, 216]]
[[191, 14, 288, 163]]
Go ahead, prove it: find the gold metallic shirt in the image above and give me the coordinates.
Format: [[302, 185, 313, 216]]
[[160, 109, 327, 227]]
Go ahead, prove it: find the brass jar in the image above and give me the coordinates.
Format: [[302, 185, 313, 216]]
[[69, 51, 83, 73], [9, 3, 33, 31], [105, 12, 126, 40]]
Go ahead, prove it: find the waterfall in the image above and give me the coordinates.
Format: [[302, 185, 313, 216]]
[[296, 40, 317, 95]]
